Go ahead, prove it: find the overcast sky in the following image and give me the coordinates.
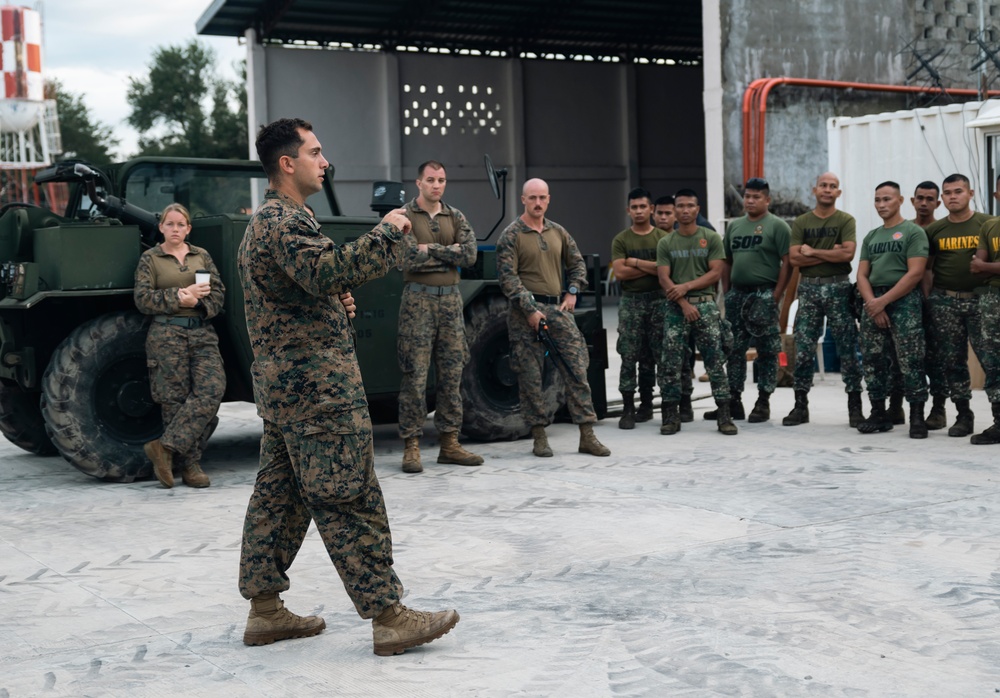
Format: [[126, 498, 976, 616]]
[[42, 0, 246, 158]]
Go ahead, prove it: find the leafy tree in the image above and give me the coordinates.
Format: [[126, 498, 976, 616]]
[[126, 40, 247, 159], [44, 79, 118, 165]]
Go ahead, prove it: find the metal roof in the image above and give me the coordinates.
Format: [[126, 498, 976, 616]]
[[196, 0, 703, 61]]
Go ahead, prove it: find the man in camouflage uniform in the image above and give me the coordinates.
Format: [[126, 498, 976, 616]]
[[922, 173, 992, 437], [237, 118, 458, 656], [970, 175, 1000, 444], [397, 160, 483, 473], [611, 187, 668, 429], [714, 177, 791, 424], [856, 181, 929, 438], [784, 172, 864, 427], [496, 178, 610, 458], [656, 189, 736, 436]]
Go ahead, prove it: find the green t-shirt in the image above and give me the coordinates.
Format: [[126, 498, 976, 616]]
[[611, 227, 668, 293], [723, 212, 790, 286], [978, 217, 1000, 289], [860, 220, 928, 288], [790, 209, 856, 278], [656, 226, 725, 298], [925, 212, 991, 292]]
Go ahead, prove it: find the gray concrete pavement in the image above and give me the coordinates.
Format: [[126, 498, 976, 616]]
[[2, 307, 1000, 697]]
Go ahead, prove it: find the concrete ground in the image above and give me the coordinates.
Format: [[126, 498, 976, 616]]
[[3, 306, 1000, 697]]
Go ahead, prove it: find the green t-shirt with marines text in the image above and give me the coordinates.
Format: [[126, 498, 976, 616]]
[[860, 220, 928, 288], [656, 226, 725, 299], [925, 211, 991, 292], [610, 227, 669, 293], [723, 212, 791, 286], [978, 217, 1000, 289], [790, 209, 856, 278]]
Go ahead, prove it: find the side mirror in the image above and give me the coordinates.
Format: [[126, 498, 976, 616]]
[[483, 154, 508, 240]]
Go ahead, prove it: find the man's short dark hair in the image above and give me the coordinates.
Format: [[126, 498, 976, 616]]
[[744, 177, 770, 195], [256, 118, 312, 179], [654, 195, 675, 207], [943, 173, 971, 187], [674, 188, 699, 203], [418, 160, 446, 177], [914, 181, 939, 195], [875, 181, 901, 193], [627, 187, 652, 204]]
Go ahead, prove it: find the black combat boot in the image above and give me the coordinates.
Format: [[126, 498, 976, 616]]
[[619, 392, 636, 430], [660, 402, 681, 435], [636, 390, 654, 423], [948, 399, 974, 437], [971, 403, 1000, 445], [747, 390, 770, 423], [715, 400, 738, 435], [847, 391, 865, 428], [857, 399, 893, 433], [704, 391, 744, 421], [925, 394, 948, 430], [888, 390, 905, 425], [679, 394, 694, 423], [783, 390, 809, 426], [909, 401, 928, 439]]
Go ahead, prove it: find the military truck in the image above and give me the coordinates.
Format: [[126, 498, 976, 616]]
[[0, 157, 607, 481]]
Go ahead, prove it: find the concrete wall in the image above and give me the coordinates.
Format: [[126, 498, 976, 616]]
[[718, 0, 993, 218]]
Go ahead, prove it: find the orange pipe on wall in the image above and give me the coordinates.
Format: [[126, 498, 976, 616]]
[[741, 77, 1000, 182]]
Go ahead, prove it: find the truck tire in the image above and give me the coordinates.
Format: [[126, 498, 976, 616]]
[[0, 384, 56, 455], [40, 311, 162, 482], [460, 295, 561, 441]]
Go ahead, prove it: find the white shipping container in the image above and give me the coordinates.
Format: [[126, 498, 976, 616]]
[[827, 99, 1000, 273]]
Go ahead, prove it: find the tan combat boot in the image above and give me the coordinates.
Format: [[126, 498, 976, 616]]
[[402, 437, 422, 473], [437, 431, 484, 466], [578, 423, 610, 456], [372, 602, 459, 656], [181, 463, 210, 488], [531, 425, 553, 457], [144, 439, 174, 488], [242, 593, 326, 646]]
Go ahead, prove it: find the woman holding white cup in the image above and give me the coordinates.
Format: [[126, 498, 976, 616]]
[[134, 203, 226, 489]]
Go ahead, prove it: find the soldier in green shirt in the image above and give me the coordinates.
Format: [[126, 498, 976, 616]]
[[856, 181, 929, 437], [970, 175, 1000, 444], [922, 174, 992, 437]]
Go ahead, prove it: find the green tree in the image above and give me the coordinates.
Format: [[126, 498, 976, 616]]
[[45, 79, 118, 165], [126, 40, 247, 159]]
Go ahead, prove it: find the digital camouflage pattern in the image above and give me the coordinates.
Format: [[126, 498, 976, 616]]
[[859, 289, 928, 402], [925, 292, 986, 401], [238, 408, 403, 618], [616, 293, 664, 393], [400, 199, 477, 284], [979, 293, 1000, 403], [496, 216, 595, 426], [921, 298, 946, 398], [134, 244, 226, 467], [660, 300, 730, 403], [724, 287, 782, 395], [397, 289, 469, 438], [237, 188, 405, 617], [791, 281, 863, 393]]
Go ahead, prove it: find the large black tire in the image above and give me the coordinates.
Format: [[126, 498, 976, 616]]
[[41, 311, 162, 482], [0, 383, 56, 455], [460, 295, 561, 441]]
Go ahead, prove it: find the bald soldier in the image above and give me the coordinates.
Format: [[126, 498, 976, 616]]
[[784, 172, 865, 427], [496, 178, 610, 458]]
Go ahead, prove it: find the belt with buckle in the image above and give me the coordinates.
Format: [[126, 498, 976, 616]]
[[934, 288, 978, 300], [154, 315, 203, 329], [685, 294, 715, 304], [731, 283, 775, 293], [406, 282, 459, 296], [623, 289, 665, 300], [800, 274, 849, 285], [532, 293, 562, 305]]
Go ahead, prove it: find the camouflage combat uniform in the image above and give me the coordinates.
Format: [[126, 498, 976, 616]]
[[656, 227, 731, 402], [496, 217, 597, 426], [134, 244, 226, 471], [237, 189, 404, 618], [397, 199, 477, 439], [723, 212, 790, 396], [858, 221, 929, 402], [978, 219, 1000, 404], [924, 212, 992, 402], [789, 210, 863, 393]]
